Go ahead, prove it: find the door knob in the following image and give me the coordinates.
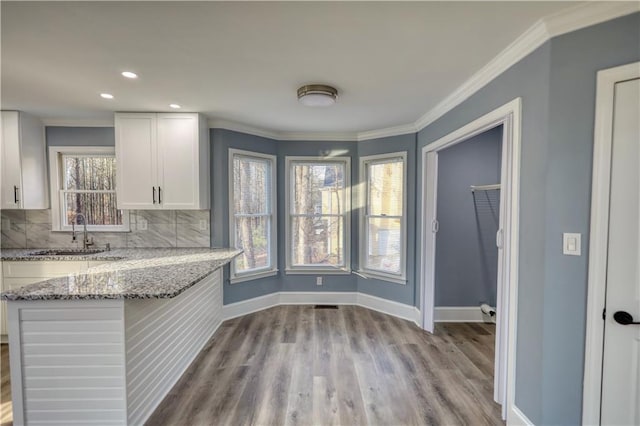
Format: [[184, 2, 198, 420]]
[[613, 311, 640, 325]]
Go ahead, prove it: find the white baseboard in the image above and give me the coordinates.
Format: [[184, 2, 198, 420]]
[[222, 291, 421, 326], [508, 405, 534, 426], [434, 306, 495, 323], [357, 292, 421, 326], [221, 292, 279, 320], [279, 291, 358, 305]]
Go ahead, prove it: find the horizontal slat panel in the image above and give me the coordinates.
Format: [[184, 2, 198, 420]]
[[4, 261, 88, 278], [21, 308, 121, 321], [23, 343, 122, 355], [24, 365, 123, 378], [25, 377, 123, 388], [26, 387, 124, 400], [23, 354, 122, 367], [125, 269, 222, 425], [27, 409, 123, 422], [26, 398, 125, 411], [29, 421, 122, 425], [22, 320, 122, 333], [22, 332, 122, 344]]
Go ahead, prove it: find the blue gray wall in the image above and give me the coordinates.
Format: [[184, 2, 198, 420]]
[[46, 127, 115, 146], [416, 12, 640, 425], [435, 126, 502, 307], [356, 134, 417, 305]]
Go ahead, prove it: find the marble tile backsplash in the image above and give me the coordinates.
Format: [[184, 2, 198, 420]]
[[0, 209, 210, 249]]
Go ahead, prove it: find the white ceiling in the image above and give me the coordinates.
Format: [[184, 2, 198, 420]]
[[2, 1, 579, 135]]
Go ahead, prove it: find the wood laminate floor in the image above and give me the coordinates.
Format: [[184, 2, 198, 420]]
[[147, 305, 503, 426]]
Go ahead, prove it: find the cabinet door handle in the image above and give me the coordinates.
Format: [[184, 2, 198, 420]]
[[158, 187, 162, 204], [13, 185, 19, 204], [152, 187, 156, 204]]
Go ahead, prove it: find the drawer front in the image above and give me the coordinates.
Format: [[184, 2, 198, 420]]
[[3, 261, 88, 278]]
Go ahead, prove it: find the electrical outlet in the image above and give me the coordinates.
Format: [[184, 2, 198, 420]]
[[138, 219, 148, 231], [199, 219, 208, 231], [316, 276, 323, 286]]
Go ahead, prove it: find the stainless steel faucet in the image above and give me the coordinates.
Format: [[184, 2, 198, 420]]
[[71, 213, 94, 249]]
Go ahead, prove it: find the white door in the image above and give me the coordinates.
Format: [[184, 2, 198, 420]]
[[156, 113, 200, 209], [115, 113, 157, 209], [601, 77, 640, 425]]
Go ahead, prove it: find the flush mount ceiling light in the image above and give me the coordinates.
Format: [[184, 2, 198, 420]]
[[169, 104, 181, 109], [100, 93, 114, 99], [121, 71, 138, 79], [297, 84, 338, 107]]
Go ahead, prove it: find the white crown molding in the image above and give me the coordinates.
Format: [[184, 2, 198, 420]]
[[207, 118, 281, 140], [39, 3, 639, 142], [43, 118, 114, 127], [410, 1, 640, 135], [356, 122, 418, 142], [544, 1, 640, 39]]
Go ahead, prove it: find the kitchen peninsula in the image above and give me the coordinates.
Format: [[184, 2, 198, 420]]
[[0, 247, 241, 426]]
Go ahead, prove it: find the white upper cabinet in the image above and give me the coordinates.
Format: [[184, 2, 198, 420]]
[[0, 111, 49, 210], [115, 113, 209, 210]]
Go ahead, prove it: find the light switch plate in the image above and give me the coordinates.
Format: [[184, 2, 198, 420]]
[[138, 219, 148, 231], [563, 233, 581, 256]]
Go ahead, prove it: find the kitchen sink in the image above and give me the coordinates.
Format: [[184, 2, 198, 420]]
[[29, 249, 106, 256]]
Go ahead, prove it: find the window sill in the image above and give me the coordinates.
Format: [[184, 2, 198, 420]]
[[356, 270, 407, 285], [230, 269, 278, 284], [285, 268, 352, 275]]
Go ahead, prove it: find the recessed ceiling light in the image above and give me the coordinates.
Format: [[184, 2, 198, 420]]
[[297, 84, 338, 107], [100, 93, 114, 99], [121, 71, 138, 79], [169, 104, 181, 109]]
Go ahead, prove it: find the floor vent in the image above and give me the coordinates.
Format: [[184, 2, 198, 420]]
[[314, 305, 339, 309]]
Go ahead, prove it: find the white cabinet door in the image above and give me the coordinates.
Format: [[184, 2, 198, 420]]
[[157, 113, 201, 209], [115, 113, 157, 209], [1, 111, 23, 209], [1, 111, 48, 210]]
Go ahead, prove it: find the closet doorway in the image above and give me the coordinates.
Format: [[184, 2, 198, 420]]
[[420, 98, 521, 420]]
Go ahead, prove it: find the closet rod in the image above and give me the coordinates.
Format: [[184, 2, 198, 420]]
[[470, 184, 501, 192]]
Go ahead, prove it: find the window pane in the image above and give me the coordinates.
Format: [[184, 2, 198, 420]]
[[292, 163, 345, 215], [291, 216, 344, 266], [234, 216, 271, 273], [64, 193, 123, 226], [366, 217, 401, 274], [64, 156, 116, 190], [233, 156, 270, 215], [368, 160, 403, 216]]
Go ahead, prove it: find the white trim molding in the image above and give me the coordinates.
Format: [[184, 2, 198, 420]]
[[509, 405, 535, 426], [221, 291, 421, 326], [419, 97, 522, 421], [582, 61, 640, 426]]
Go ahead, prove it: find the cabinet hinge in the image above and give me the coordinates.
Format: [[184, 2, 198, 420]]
[[602, 308, 606, 320]]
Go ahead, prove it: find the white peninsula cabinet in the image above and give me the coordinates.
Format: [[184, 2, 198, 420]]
[[115, 113, 210, 210], [0, 111, 49, 209]]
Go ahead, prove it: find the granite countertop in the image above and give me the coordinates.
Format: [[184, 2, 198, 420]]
[[0, 248, 242, 301]]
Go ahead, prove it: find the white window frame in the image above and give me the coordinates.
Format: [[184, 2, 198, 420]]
[[358, 152, 407, 284], [285, 156, 351, 274], [228, 149, 278, 283], [49, 146, 130, 232]]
